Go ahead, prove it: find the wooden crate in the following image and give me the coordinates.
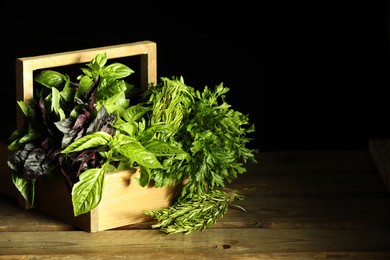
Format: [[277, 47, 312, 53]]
[[0, 41, 182, 232]]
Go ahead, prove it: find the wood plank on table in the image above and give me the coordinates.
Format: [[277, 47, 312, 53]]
[[1, 229, 390, 259], [0, 194, 76, 232], [221, 150, 390, 229]]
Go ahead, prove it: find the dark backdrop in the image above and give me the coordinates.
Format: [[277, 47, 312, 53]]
[[2, 2, 390, 151]]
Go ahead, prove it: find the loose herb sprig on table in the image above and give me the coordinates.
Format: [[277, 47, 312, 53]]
[[145, 189, 246, 234], [6, 53, 258, 234]]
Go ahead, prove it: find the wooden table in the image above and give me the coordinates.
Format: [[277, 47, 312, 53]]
[[1, 150, 390, 259]]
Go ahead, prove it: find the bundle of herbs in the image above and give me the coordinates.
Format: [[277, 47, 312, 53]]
[[6, 53, 258, 234]]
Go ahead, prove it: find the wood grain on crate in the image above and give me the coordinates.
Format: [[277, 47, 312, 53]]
[[34, 168, 182, 233]]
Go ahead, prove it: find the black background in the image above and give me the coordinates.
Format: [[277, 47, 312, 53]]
[[2, 2, 390, 151]]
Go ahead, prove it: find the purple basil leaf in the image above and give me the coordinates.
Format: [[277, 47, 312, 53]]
[[23, 147, 50, 180], [7, 143, 37, 173], [86, 107, 116, 135]]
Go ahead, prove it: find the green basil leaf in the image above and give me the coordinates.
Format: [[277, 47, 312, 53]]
[[34, 70, 67, 89], [17, 101, 34, 118], [71, 168, 104, 216], [101, 63, 134, 79], [51, 87, 63, 117], [138, 165, 150, 187], [98, 79, 128, 100], [89, 53, 107, 73], [80, 67, 92, 78], [102, 91, 128, 107], [18, 123, 41, 144], [60, 78, 75, 102], [116, 141, 163, 169], [122, 104, 151, 122], [61, 131, 112, 154], [75, 75, 93, 99], [12, 173, 35, 207], [113, 120, 138, 137]]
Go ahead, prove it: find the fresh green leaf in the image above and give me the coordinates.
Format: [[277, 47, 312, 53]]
[[75, 75, 93, 99], [121, 104, 151, 122], [34, 70, 67, 89], [96, 91, 129, 115], [12, 173, 35, 207], [51, 87, 66, 120], [101, 62, 134, 79], [87, 52, 107, 77], [60, 78, 75, 102], [112, 119, 138, 137], [138, 165, 150, 187], [71, 168, 104, 216], [17, 101, 34, 118], [61, 131, 112, 154], [116, 141, 163, 169], [18, 123, 41, 144]]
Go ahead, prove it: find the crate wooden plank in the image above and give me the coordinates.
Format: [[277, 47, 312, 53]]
[[369, 138, 390, 193], [34, 168, 181, 232]]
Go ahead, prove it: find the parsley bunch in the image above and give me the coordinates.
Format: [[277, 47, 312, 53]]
[[142, 78, 258, 233]]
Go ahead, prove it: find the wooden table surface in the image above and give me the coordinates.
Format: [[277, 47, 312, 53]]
[[1, 150, 390, 259]]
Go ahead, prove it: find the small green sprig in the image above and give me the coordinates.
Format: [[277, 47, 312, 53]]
[[145, 188, 246, 234]]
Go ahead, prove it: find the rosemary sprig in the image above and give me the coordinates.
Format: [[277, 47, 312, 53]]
[[145, 188, 246, 234]]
